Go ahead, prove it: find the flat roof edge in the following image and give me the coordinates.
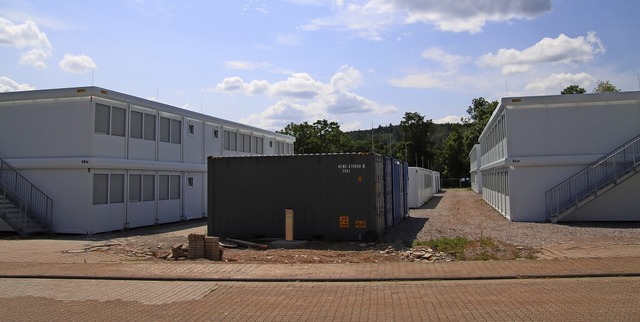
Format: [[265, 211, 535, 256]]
[[0, 86, 295, 142]]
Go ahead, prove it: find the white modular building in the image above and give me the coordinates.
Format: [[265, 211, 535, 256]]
[[0, 87, 295, 234], [469, 144, 482, 193], [408, 167, 440, 208], [474, 91, 640, 222]]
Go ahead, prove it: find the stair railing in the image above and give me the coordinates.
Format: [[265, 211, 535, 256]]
[[0, 158, 53, 231], [546, 134, 640, 219]]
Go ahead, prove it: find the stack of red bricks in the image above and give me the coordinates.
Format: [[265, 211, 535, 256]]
[[188, 234, 223, 261]]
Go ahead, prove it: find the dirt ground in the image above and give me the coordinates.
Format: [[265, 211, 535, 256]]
[[6, 189, 639, 263]]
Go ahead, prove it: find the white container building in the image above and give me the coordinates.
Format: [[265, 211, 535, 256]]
[[0, 86, 295, 234], [469, 144, 482, 193], [408, 167, 440, 208], [474, 91, 640, 222]]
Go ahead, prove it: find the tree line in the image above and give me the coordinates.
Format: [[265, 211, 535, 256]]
[[278, 81, 622, 179]]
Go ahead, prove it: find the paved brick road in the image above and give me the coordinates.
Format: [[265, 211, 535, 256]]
[[0, 277, 639, 321]]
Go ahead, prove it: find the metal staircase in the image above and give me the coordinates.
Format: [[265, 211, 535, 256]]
[[546, 134, 640, 223], [0, 159, 52, 236]]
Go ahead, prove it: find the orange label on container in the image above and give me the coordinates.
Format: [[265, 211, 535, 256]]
[[355, 221, 366, 229], [339, 216, 349, 228]]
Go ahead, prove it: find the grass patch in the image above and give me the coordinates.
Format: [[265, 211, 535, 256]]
[[413, 237, 470, 260], [413, 236, 538, 261]]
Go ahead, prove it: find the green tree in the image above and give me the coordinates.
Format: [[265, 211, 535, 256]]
[[400, 112, 434, 166], [561, 85, 586, 94], [279, 120, 353, 154], [593, 80, 620, 93], [438, 124, 468, 178], [462, 97, 499, 153]]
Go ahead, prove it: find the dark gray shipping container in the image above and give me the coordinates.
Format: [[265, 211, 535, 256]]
[[207, 153, 385, 241]]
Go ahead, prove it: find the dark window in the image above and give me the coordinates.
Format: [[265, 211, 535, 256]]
[[144, 114, 156, 141], [111, 107, 126, 137], [160, 117, 170, 142], [93, 174, 108, 205], [159, 175, 169, 200], [170, 175, 180, 199], [95, 104, 110, 134], [171, 119, 181, 144], [110, 174, 124, 204], [143, 175, 155, 201], [129, 174, 142, 202], [130, 111, 143, 139]]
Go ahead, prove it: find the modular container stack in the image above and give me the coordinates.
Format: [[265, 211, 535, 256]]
[[408, 167, 440, 208], [207, 153, 385, 241]]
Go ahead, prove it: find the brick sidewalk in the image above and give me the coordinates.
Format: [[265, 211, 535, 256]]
[[1, 257, 639, 281]]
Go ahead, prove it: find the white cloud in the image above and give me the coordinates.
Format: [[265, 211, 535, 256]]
[[389, 73, 448, 89], [224, 60, 269, 70], [218, 65, 397, 129], [300, 0, 398, 41], [479, 32, 606, 75], [271, 73, 326, 98], [433, 115, 463, 124], [59, 54, 97, 73], [390, 47, 473, 90], [400, 0, 551, 33], [275, 33, 301, 47], [0, 17, 52, 68], [525, 72, 595, 94], [299, 0, 551, 39], [0, 76, 35, 92], [421, 47, 471, 67]]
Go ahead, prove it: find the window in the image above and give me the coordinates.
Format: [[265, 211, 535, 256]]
[[93, 173, 124, 205], [188, 124, 195, 136], [130, 111, 143, 139], [238, 133, 251, 152], [256, 137, 264, 154], [160, 117, 181, 144], [95, 103, 110, 134], [129, 174, 142, 202], [213, 129, 219, 140], [131, 111, 156, 141], [159, 175, 169, 200], [144, 114, 156, 140], [93, 174, 108, 205], [110, 174, 124, 203], [171, 119, 181, 143], [159, 174, 181, 200], [143, 175, 155, 201], [224, 130, 237, 151], [170, 175, 180, 199], [187, 177, 194, 189], [244, 134, 251, 152], [131, 174, 155, 202], [160, 117, 170, 142], [111, 107, 126, 137]]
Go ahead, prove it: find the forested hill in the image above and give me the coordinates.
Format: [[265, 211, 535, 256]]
[[346, 123, 469, 155]]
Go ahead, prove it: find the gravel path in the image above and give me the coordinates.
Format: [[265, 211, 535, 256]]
[[390, 189, 640, 254]]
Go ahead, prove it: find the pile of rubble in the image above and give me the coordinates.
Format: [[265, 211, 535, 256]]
[[164, 234, 223, 261], [379, 246, 453, 262]]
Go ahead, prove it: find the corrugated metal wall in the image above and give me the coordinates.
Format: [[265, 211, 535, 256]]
[[208, 153, 386, 241]]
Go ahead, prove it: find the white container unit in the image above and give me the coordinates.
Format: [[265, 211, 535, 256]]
[[469, 144, 482, 193], [408, 167, 438, 208], [0, 87, 295, 234], [476, 91, 640, 222]]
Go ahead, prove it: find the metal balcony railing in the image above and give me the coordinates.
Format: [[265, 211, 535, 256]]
[[546, 134, 640, 222], [0, 158, 53, 234]]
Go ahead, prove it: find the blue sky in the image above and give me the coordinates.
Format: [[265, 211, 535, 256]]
[[1, 0, 639, 131]]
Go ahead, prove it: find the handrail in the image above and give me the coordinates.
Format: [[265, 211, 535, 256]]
[[546, 134, 640, 219], [0, 158, 53, 232]]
